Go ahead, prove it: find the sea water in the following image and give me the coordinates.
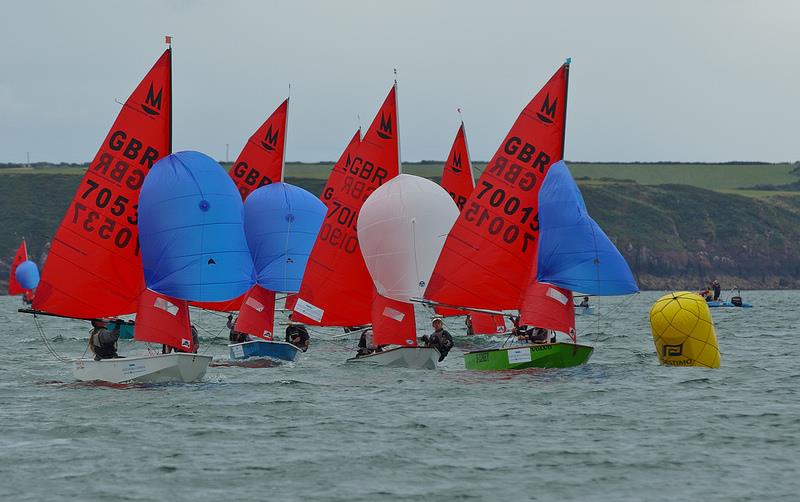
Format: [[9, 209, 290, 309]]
[[0, 291, 798, 501]]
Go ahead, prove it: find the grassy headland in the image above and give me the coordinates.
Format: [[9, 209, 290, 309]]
[[1, 161, 798, 291]]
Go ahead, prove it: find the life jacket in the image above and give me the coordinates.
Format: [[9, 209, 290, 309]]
[[92, 333, 118, 360], [731, 296, 743, 307]]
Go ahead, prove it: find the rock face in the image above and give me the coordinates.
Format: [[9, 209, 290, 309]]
[[581, 183, 800, 289]]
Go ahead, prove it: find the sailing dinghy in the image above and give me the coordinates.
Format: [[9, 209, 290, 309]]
[[350, 174, 459, 368], [421, 60, 638, 370], [8, 238, 38, 304], [221, 98, 327, 362], [291, 84, 438, 368], [228, 183, 326, 362]]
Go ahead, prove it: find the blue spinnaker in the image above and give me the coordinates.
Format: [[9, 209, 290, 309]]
[[138, 151, 255, 301], [244, 182, 326, 292], [15, 260, 39, 290], [536, 161, 638, 296]]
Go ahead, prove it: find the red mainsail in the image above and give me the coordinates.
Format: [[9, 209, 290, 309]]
[[134, 288, 193, 352], [371, 293, 417, 346], [7, 239, 28, 295], [33, 49, 172, 318], [425, 63, 569, 310], [440, 122, 475, 212], [519, 282, 575, 340], [228, 99, 288, 200], [234, 285, 276, 340], [293, 87, 399, 326], [320, 128, 362, 209]]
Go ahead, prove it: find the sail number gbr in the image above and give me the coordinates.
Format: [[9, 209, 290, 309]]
[[463, 180, 539, 254]]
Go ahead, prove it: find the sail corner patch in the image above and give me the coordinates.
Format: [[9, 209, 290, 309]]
[[294, 298, 323, 322]]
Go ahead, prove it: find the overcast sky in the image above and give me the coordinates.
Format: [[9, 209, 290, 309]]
[[1, 0, 797, 164]]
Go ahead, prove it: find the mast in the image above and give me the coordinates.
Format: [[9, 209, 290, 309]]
[[166, 36, 173, 154], [394, 69, 401, 175], [458, 108, 476, 187], [281, 85, 290, 182], [560, 57, 571, 158]]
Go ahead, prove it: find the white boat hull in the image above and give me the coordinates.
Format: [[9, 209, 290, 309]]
[[346, 346, 440, 370], [72, 353, 212, 384]]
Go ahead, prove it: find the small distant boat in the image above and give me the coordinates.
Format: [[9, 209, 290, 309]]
[[706, 289, 753, 308]]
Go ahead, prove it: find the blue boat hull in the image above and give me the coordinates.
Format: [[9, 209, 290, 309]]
[[707, 301, 753, 308], [229, 340, 302, 362]]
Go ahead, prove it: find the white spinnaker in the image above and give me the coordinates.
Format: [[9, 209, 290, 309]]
[[357, 174, 459, 302]]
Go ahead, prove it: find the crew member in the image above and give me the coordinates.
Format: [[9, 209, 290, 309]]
[[422, 318, 454, 362], [712, 280, 721, 301], [286, 323, 310, 352], [88, 319, 122, 361]]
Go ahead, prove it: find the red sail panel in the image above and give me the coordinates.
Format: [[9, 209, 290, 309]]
[[8, 239, 28, 295], [434, 305, 463, 317], [319, 129, 362, 209], [293, 87, 399, 326], [134, 288, 193, 351], [286, 130, 360, 326], [228, 99, 288, 200], [234, 285, 276, 340], [471, 313, 507, 335], [372, 293, 417, 346], [440, 123, 475, 212], [520, 282, 575, 340], [33, 50, 172, 318], [425, 63, 569, 310]]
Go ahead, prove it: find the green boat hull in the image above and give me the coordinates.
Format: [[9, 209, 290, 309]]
[[464, 342, 593, 370]]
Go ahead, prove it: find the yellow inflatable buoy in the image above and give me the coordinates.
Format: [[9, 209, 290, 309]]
[[649, 292, 720, 368]]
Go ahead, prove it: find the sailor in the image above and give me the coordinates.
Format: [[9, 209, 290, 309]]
[[712, 280, 721, 301], [528, 327, 551, 344], [227, 314, 250, 343], [422, 318, 454, 362], [285, 323, 310, 352], [511, 315, 533, 341], [88, 319, 122, 361], [356, 328, 378, 357], [578, 296, 590, 308], [465, 315, 474, 336]]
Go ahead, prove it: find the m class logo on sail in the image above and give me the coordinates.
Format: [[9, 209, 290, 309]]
[[535, 93, 558, 124], [261, 125, 280, 152], [141, 82, 163, 116], [377, 113, 393, 139]]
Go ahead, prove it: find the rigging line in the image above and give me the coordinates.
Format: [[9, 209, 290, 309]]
[[33, 315, 69, 362]]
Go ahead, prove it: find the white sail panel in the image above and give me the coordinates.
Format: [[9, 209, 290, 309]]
[[357, 174, 459, 302]]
